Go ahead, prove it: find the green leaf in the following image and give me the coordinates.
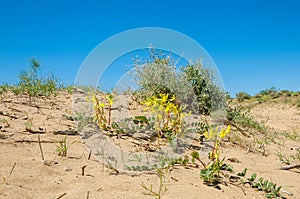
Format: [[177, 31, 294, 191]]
[[191, 151, 200, 159], [249, 173, 257, 181], [237, 168, 247, 177]]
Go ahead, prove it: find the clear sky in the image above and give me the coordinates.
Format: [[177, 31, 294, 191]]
[[0, 0, 299, 96]]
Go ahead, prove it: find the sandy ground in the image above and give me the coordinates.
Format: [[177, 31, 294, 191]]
[[0, 91, 299, 199]]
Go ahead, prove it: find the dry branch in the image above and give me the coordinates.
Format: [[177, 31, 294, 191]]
[[88, 150, 92, 160], [25, 127, 45, 134], [11, 139, 56, 143], [53, 130, 78, 135], [55, 193, 67, 199], [9, 162, 16, 176], [81, 165, 88, 176], [225, 120, 251, 138], [279, 164, 300, 170], [38, 134, 44, 160]]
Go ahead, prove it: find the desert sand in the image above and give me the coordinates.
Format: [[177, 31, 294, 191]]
[[0, 90, 299, 199]]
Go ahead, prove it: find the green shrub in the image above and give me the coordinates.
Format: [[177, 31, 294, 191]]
[[132, 50, 180, 100], [0, 84, 10, 95], [180, 62, 226, 115], [132, 49, 225, 115], [236, 92, 251, 102]]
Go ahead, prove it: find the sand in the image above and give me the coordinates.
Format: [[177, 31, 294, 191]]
[[0, 91, 299, 199]]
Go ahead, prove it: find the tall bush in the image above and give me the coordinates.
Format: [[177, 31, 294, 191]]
[[132, 49, 225, 115]]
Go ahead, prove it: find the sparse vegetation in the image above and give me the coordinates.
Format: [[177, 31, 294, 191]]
[[56, 136, 68, 157], [236, 92, 251, 102], [226, 105, 268, 134], [141, 168, 167, 199], [241, 171, 284, 198], [17, 59, 58, 103], [1, 57, 299, 198]]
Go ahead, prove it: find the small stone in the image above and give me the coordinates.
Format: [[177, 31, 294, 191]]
[[227, 157, 241, 163], [63, 167, 72, 172]]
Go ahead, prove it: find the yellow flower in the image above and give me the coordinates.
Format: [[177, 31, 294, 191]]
[[98, 102, 105, 108], [160, 93, 169, 103], [219, 125, 230, 139], [204, 129, 214, 140], [165, 103, 171, 113], [170, 95, 176, 102]]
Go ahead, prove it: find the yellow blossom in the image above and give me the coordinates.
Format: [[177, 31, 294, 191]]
[[220, 125, 230, 139]]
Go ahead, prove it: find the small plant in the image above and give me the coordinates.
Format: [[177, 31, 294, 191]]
[[56, 136, 67, 157], [64, 85, 74, 94], [17, 59, 58, 103], [63, 112, 94, 131], [0, 118, 9, 128], [297, 99, 300, 108], [143, 93, 188, 141], [280, 130, 299, 141], [200, 125, 231, 184], [237, 168, 247, 177], [24, 117, 33, 131], [141, 168, 167, 199], [87, 93, 114, 130], [240, 170, 284, 198], [277, 149, 300, 165], [277, 152, 291, 165]]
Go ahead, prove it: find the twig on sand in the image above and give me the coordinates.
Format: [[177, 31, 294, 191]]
[[9, 162, 16, 176], [11, 138, 56, 143], [38, 134, 44, 161], [81, 165, 88, 176], [279, 163, 300, 170], [281, 189, 293, 196], [86, 191, 90, 199], [88, 150, 92, 160], [25, 127, 44, 134], [53, 130, 78, 136], [55, 192, 67, 199]]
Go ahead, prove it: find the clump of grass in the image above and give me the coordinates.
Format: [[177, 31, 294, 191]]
[[56, 136, 67, 157], [280, 129, 299, 141], [0, 84, 11, 95], [297, 99, 300, 108], [277, 149, 300, 165], [16, 59, 58, 103], [236, 92, 251, 102]]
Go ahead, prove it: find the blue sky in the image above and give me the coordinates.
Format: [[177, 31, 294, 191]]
[[0, 0, 299, 95]]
